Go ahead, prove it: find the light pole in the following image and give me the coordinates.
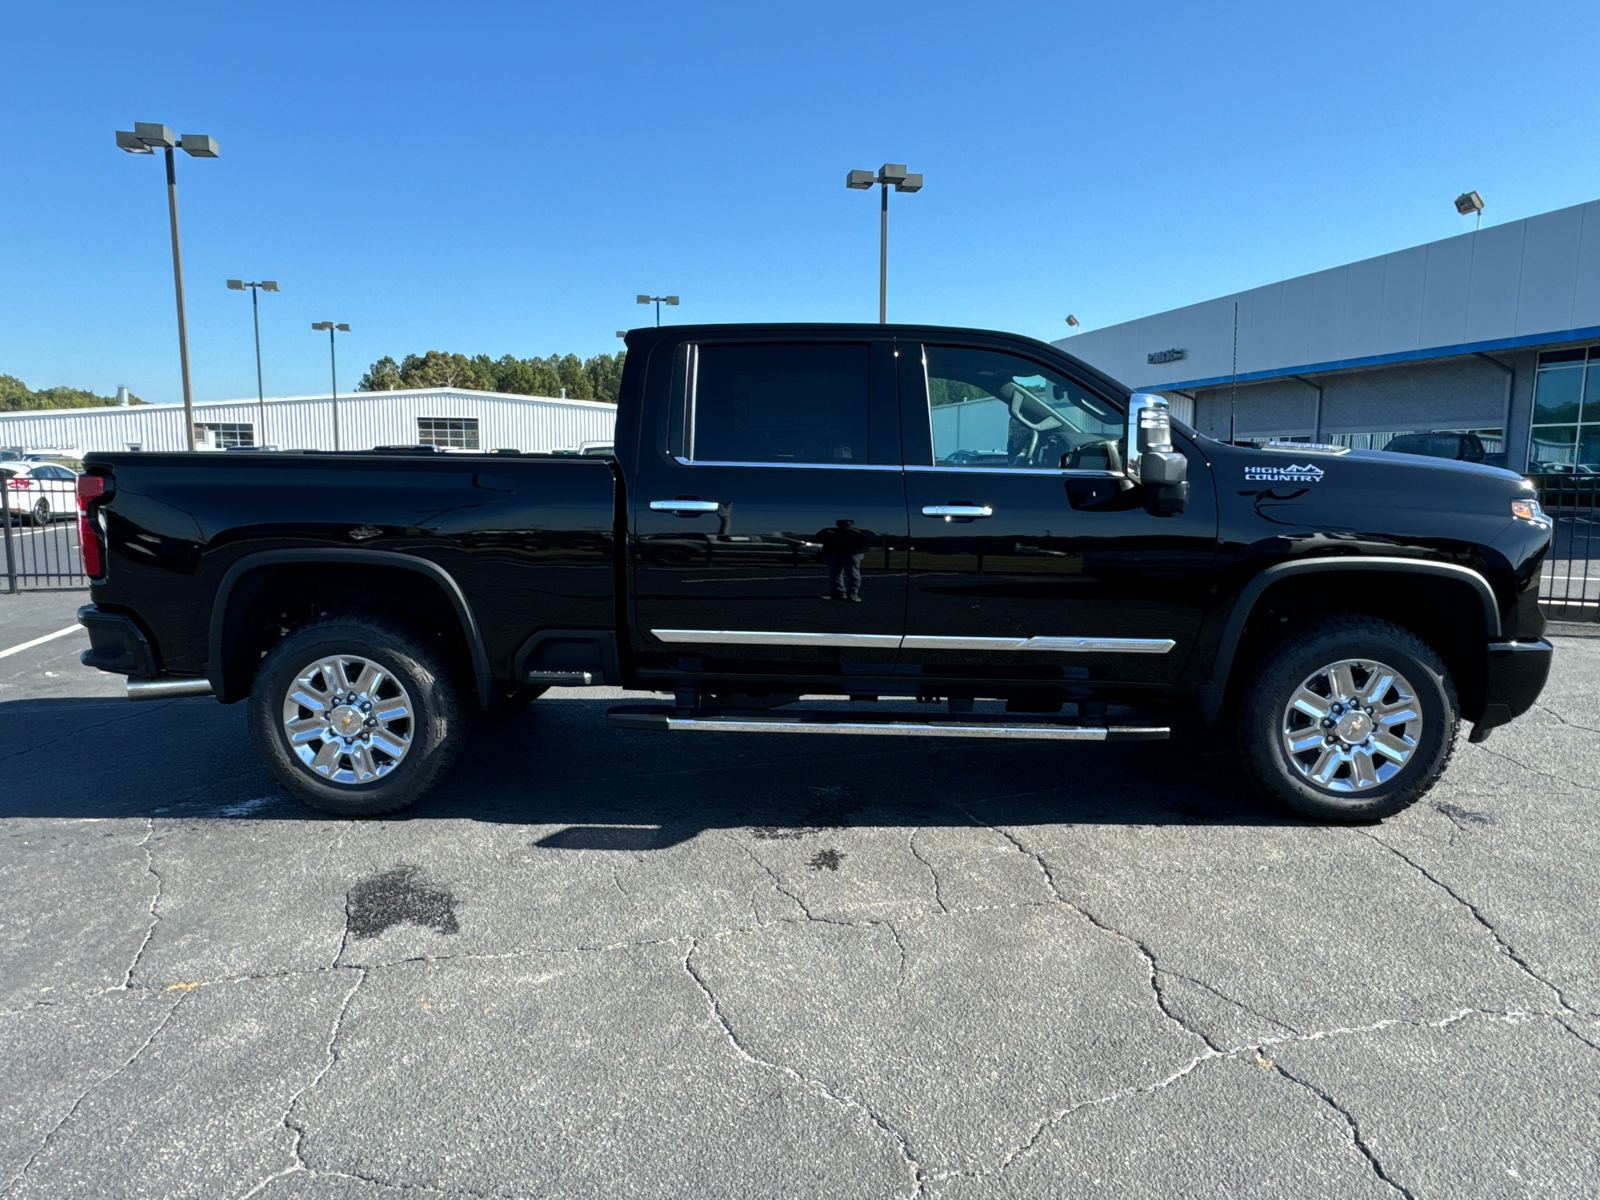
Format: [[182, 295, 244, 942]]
[[116, 123, 220, 451], [227, 279, 279, 447], [311, 322, 351, 450], [1455, 190, 1485, 231], [846, 164, 923, 323], [636, 294, 679, 326], [1064, 314, 1081, 334]]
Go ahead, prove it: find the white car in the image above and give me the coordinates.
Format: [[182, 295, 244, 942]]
[[2, 462, 79, 526]]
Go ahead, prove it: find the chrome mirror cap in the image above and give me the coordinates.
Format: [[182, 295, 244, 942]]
[[1125, 393, 1172, 480]]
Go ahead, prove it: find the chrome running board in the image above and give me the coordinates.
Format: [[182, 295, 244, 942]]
[[127, 677, 214, 701], [607, 706, 1168, 741]]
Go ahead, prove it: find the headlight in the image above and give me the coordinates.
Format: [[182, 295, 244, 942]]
[[1511, 497, 1551, 526]]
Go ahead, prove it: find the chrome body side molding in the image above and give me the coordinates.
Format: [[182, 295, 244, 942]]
[[650, 629, 903, 649], [651, 630, 1176, 653], [900, 634, 1176, 654]]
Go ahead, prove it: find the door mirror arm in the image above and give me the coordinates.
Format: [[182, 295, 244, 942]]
[[1125, 393, 1190, 516]]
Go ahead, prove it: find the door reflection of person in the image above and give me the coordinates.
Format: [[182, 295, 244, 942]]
[[817, 518, 873, 601]]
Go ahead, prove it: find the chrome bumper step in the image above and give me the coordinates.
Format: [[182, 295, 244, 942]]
[[606, 706, 1168, 741]]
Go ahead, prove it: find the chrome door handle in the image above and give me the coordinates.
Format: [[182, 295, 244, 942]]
[[650, 499, 721, 514], [921, 504, 994, 519]]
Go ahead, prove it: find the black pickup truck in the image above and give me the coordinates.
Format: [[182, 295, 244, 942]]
[[76, 323, 1554, 821]]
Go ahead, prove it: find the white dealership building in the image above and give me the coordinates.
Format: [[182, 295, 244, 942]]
[[1057, 197, 1600, 472], [0, 387, 617, 457]]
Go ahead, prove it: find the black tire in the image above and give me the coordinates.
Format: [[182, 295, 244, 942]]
[[1236, 614, 1458, 822], [248, 615, 470, 816], [31, 498, 50, 527]]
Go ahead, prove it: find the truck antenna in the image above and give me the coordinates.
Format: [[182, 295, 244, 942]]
[[1229, 301, 1239, 444]]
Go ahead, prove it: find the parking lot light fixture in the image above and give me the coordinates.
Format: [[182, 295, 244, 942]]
[[846, 163, 923, 323], [229, 280, 280, 447], [115, 121, 220, 450], [312, 322, 352, 450], [636, 294, 680, 326]]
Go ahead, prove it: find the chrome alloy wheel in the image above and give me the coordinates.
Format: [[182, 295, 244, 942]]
[[1280, 658, 1421, 793], [280, 654, 414, 785]]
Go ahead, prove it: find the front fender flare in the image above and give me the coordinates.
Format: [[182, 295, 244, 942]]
[[1196, 556, 1501, 726]]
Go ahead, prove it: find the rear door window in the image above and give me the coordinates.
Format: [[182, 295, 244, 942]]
[[689, 343, 870, 465]]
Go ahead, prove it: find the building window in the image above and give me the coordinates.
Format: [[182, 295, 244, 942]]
[[198, 422, 255, 448], [1529, 348, 1600, 473], [418, 417, 479, 450]]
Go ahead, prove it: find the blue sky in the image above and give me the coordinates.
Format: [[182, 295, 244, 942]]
[[5, 0, 1599, 405]]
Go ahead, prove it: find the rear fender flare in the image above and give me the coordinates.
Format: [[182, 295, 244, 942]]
[[207, 549, 493, 709]]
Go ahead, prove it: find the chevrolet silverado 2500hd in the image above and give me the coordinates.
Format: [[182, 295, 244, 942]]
[[75, 324, 1554, 821]]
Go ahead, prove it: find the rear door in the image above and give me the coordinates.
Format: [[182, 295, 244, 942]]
[[898, 340, 1217, 689], [630, 336, 908, 681]]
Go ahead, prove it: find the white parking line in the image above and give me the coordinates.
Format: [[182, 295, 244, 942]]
[[0, 624, 83, 659]]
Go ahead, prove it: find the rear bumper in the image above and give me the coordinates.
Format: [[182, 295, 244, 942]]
[[1469, 639, 1553, 743], [77, 605, 155, 677]]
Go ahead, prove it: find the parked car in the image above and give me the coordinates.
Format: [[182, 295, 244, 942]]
[[2, 461, 78, 525], [1382, 431, 1491, 462], [76, 323, 1553, 823]]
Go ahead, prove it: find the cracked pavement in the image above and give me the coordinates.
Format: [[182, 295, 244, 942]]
[[2, 594, 1598, 1198]]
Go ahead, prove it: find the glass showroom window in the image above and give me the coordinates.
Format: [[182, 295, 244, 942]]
[[1529, 348, 1600, 473], [417, 417, 480, 450]]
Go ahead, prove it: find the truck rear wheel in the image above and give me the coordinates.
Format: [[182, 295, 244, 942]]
[[1237, 615, 1458, 822], [247, 615, 469, 816]]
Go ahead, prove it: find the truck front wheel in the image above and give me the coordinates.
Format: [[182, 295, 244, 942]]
[[247, 615, 469, 816], [1237, 615, 1458, 822]]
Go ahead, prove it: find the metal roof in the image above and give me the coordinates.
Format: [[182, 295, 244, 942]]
[[1057, 198, 1600, 392]]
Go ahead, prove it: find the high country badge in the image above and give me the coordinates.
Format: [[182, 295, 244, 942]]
[[1244, 463, 1325, 483]]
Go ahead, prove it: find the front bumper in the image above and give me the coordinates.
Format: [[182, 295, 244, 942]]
[[1468, 639, 1553, 743]]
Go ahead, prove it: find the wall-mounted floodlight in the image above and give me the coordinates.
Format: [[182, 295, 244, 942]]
[[636, 294, 680, 326], [845, 163, 924, 322], [1455, 190, 1485, 230], [114, 120, 220, 449]]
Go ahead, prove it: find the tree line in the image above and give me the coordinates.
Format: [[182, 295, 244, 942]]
[[1, 375, 145, 412], [358, 350, 626, 403]]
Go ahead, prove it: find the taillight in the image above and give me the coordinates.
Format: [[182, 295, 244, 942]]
[[7, 476, 32, 488], [77, 474, 107, 578]]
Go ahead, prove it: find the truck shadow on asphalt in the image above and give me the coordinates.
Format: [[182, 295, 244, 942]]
[[0, 696, 1309, 833]]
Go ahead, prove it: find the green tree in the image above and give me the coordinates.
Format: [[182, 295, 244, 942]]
[[354, 349, 625, 402], [0, 375, 144, 411], [358, 357, 403, 391]]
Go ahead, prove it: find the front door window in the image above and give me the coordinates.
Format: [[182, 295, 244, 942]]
[[925, 346, 1124, 472]]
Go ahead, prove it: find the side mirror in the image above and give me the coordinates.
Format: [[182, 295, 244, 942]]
[[1126, 393, 1190, 516]]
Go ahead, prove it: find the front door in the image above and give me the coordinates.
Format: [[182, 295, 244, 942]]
[[898, 341, 1217, 692], [631, 337, 908, 685]]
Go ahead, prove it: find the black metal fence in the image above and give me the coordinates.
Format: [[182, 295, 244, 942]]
[[1, 482, 88, 592], [1531, 473, 1600, 621]]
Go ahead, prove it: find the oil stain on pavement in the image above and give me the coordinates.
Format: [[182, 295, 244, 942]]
[[346, 866, 460, 939]]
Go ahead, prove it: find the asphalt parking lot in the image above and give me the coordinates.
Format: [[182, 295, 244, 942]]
[[2, 590, 1598, 1199]]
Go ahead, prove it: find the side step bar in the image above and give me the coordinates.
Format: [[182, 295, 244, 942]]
[[607, 706, 1168, 741]]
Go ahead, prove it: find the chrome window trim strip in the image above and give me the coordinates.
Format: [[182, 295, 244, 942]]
[[905, 464, 1125, 478], [671, 456, 902, 472], [651, 630, 1176, 654], [651, 629, 903, 649]]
